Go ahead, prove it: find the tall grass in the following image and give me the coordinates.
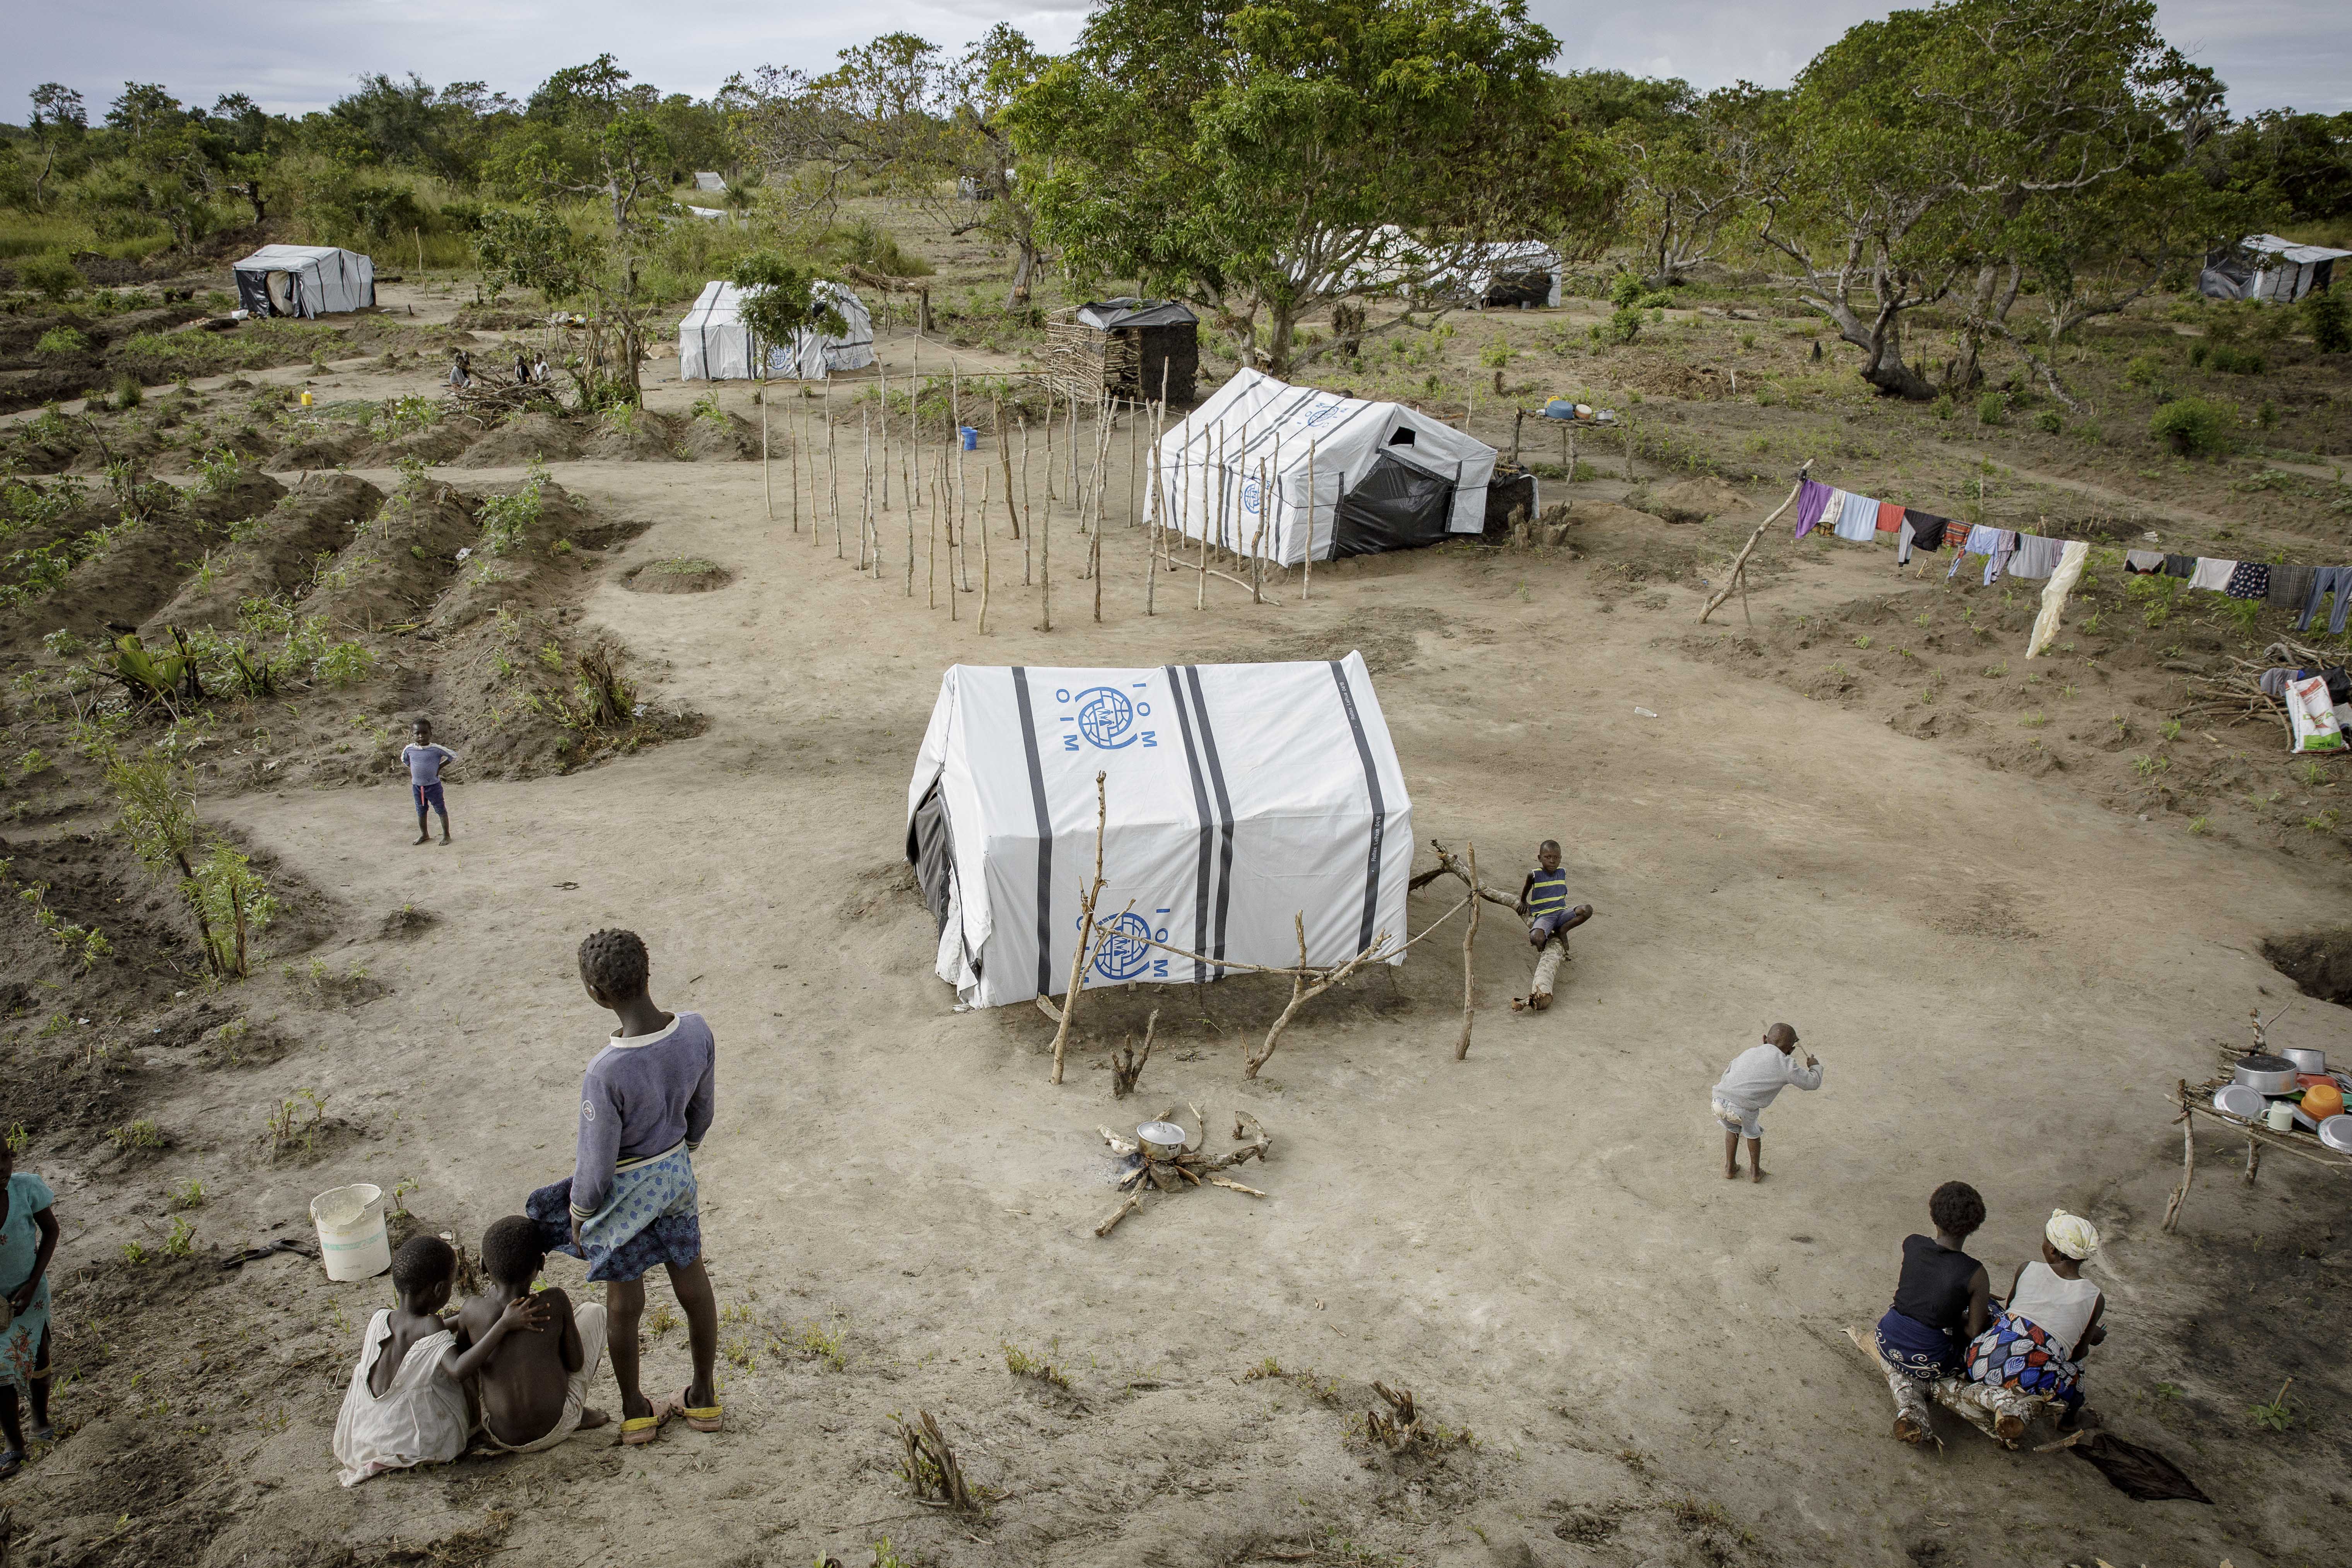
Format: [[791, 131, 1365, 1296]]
[[0, 210, 177, 262]]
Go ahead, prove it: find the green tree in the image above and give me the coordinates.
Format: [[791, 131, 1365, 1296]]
[[1009, 0, 1610, 377], [727, 251, 848, 506], [26, 83, 87, 210], [1609, 82, 1757, 287]]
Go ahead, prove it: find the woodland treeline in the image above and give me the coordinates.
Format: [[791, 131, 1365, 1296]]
[[3, 0, 2347, 402]]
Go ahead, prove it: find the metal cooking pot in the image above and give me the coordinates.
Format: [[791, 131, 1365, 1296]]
[[1135, 1121, 1187, 1161], [2233, 1053, 2301, 1095], [2281, 1046, 2328, 1076]]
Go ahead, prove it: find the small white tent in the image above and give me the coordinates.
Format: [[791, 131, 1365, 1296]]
[[693, 171, 727, 192], [1156, 369, 1497, 564], [907, 655, 1413, 1010], [2201, 234, 2350, 303], [676, 280, 875, 381], [231, 244, 375, 318]]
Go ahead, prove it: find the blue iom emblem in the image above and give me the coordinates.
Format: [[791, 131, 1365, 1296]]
[[1057, 683, 1155, 751], [1240, 477, 1263, 514], [1088, 909, 1172, 980]]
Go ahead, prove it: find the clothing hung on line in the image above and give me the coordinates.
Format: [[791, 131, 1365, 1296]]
[[2268, 562, 2317, 610], [2189, 557, 2237, 593], [2161, 553, 2195, 578], [1833, 489, 1881, 542], [2124, 550, 2166, 574], [2225, 562, 2270, 601], [2007, 534, 2066, 581], [2297, 565, 2352, 635], [1948, 525, 2004, 581], [1876, 500, 1905, 533], [1907, 512, 1951, 550], [1792, 479, 1834, 539]]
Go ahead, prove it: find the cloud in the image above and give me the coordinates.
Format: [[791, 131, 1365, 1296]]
[[3, 0, 2341, 118]]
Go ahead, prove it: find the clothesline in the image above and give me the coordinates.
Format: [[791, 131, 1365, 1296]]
[[1789, 478, 2352, 641]]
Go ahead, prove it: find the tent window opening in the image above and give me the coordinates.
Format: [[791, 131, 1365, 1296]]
[[266, 272, 299, 315], [1387, 428, 1416, 446]]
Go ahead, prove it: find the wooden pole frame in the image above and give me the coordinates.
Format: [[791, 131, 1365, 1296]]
[[1696, 460, 1813, 627]]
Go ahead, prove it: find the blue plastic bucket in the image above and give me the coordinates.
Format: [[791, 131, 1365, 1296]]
[[959, 426, 979, 450]]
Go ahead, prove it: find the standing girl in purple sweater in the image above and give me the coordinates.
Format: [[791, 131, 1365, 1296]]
[[526, 929, 721, 1446]]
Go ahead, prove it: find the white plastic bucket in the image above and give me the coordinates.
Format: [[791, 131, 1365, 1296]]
[[310, 1182, 391, 1282]]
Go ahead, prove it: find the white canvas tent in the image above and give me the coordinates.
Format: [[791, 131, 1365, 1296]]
[[676, 279, 875, 380], [2201, 234, 2350, 303], [906, 655, 1413, 1009], [692, 171, 726, 192], [1156, 369, 1497, 564], [1433, 240, 1563, 308], [231, 244, 374, 318]]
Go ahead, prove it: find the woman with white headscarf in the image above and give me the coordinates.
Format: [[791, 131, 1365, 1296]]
[[1959, 1209, 2107, 1440]]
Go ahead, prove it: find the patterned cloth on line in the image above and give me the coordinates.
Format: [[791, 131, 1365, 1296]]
[[1964, 1310, 2084, 1408], [528, 1141, 702, 1284], [2226, 562, 2270, 601], [2268, 562, 2317, 610]]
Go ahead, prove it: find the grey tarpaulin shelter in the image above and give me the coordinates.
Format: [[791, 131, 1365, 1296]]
[[906, 654, 1413, 1009], [231, 245, 375, 318], [2201, 234, 2350, 303], [676, 279, 875, 380], [1156, 369, 1497, 564], [693, 171, 726, 192]]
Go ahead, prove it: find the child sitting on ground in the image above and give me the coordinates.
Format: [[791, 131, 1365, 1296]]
[[332, 1235, 544, 1486], [460, 1216, 609, 1453], [1510, 840, 1594, 1012]]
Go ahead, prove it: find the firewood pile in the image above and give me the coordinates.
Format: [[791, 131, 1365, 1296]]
[[2179, 637, 2341, 736], [447, 380, 565, 420], [1093, 1107, 1272, 1236]]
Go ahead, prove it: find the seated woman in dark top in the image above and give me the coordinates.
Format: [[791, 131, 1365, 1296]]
[[1872, 1181, 1992, 1447]]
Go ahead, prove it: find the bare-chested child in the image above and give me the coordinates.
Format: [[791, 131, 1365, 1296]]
[[459, 1216, 610, 1452], [332, 1235, 545, 1486]]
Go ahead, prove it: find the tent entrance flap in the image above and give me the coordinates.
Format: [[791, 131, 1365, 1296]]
[[908, 781, 955, 935], [1332, 451, 1455, 557]]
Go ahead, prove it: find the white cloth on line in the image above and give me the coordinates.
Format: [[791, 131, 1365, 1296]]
[[1833, 490, 1879, 542], [333, 1310, 470, 1487], [2189, 557, 2236, 592], [2025, 540, 2091, 659]]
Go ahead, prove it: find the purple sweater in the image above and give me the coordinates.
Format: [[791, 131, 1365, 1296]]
[[569, 1011, 717, 1220]]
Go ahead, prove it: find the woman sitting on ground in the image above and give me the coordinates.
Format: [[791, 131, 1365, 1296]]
[[1961, 1209, 2106, 1440], [1872, 1180, 1991, 1446]]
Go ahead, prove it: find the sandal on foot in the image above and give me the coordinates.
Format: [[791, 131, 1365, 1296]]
[[679, 1388, 723, 1433], [618, 1398, 677, 1446], [0, 1449, 21, 1478]]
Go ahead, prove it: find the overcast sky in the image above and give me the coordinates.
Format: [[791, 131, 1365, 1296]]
[[7, 1, 2343, 123]]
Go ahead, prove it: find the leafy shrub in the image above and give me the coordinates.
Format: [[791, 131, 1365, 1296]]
[[1609, 272, 1645, 308], [2033, 410, 2062, 434], [34, 326, 90, 356], [2205, 344, 2266, 375], [111, 372, 143, 410], [20, 256, 80, 300], [477, 463, 546, 556], [1931, 394, 1954, 420], [193, 446, 248, 496], [2150, 396, 2234, 456], [1589, 306, 1643, 347], [369, 395, 442, 441], [1976, 391, 2007, 425], [2307, 285, 2350, 354], [2123, 352, 2166, 387], [1478, 335, 1513, 370]]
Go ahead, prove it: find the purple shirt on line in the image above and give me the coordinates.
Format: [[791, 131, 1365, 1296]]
[[570, 1011, 717, 1220]]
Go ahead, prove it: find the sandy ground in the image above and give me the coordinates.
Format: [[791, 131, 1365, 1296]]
[[9, 308, 2352, 1568]]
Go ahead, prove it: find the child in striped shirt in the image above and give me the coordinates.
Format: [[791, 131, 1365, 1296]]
[[1512, 840, 1592, 1012]]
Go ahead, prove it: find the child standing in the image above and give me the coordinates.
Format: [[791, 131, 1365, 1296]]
[[0, 1143, 60, 1478], [1510, 840, 1593, 1013], [525, 929, 721, 1447], [460, 1216, 609, 1453], [1709, 1023, 1823, 1182], [400, 718, 458, 846], [332, 1235, 544, 1486]]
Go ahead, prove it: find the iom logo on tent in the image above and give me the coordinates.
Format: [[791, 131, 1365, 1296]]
[[1057, 684, 1155, 750], [1090, 909, 1171, 980], [1240, 477, 1263, 514]]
